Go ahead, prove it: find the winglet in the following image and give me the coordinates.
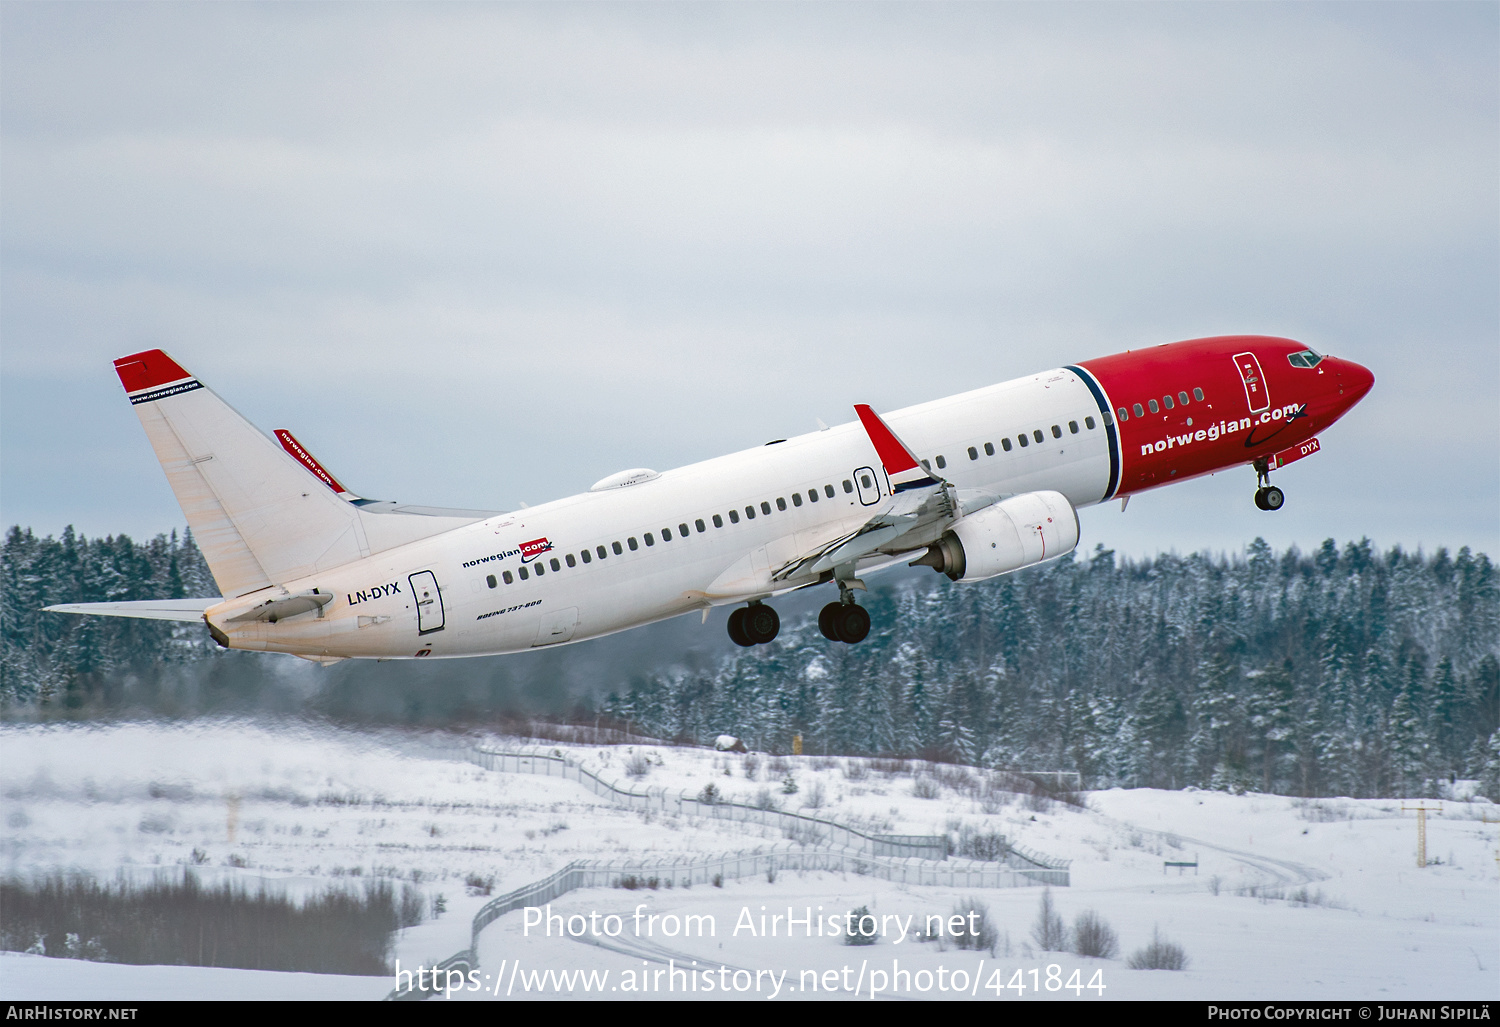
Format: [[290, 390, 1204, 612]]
[[853, 404, 941, 492], [274, 430, 358, 499]]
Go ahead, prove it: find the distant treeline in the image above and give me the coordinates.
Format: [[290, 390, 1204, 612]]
[[4, 524, 1497, 798], [0, 871, 420, 974], [603, 539, 1499, 799]]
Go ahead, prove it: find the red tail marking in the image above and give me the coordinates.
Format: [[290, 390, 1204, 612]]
[[274, 429, 349, 494], [853, 404, 920, 474], [114, 350, 192, 393]]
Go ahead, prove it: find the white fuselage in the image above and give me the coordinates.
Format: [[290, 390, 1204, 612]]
[[209, 367, 1113, 659]]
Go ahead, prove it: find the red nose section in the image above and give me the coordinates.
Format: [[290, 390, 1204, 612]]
[[1336, 358, 1375, 406]]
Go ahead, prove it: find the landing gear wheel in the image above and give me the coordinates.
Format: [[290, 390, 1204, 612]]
[[818, 602, 842, 641], [832, 603, 870, 644], [726, 607, 754, 647], [742, 603, 780, 645], [1254, 486, 1285, 511]]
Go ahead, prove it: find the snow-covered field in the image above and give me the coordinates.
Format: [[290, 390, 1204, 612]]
[[1, 721, 1495, 1000]]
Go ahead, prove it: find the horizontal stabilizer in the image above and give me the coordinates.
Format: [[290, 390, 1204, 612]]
[[44, 598, 222, 623]]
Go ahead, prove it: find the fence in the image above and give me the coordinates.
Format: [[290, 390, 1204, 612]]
[[467, 746, 1066, 870], [388, 844, 1066, 999], [387, 746, 1071, 1000]]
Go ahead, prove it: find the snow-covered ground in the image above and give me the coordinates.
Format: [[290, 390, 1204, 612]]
[[1, 721, 1495, 1000]]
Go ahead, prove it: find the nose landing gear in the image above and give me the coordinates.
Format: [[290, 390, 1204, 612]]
[[1252, 457, 1285, 511], [727, 602, 780, 647]]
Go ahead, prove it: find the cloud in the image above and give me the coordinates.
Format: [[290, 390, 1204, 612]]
[[2, 3, 1495, 557]]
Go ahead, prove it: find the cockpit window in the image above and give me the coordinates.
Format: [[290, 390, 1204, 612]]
[[1287, 349, 1324, 368]]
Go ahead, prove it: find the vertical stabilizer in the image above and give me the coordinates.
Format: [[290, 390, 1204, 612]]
[[114, 351, 367, 598]]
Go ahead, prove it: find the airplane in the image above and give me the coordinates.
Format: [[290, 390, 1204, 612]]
[[46, 336, 1374, 663]]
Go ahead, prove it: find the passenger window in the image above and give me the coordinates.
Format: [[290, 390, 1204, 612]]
[[612, 541, 623, 555], [598, 545, 609, 559], [695, 519, 705, 533], [1033, 430, 1044, 443], [1068, 421, 1078, 434], [745, 506, 756, 520], [935, 455, 947, 469], [860, 473, 873, 489], [486, 574, 497, 588], [1193, 387, 1204, 401], [984, 442, 994, 456], [791, 493, 802, 507], [1118, 407, 1130, 421], [1051, 425, 1061, 438], [565, 554, 576, 568], [503, 570, 514, 584], [1102, 410, 1113, 425], [1133, 403, 1144, 418], [1085, 416, 1096, 430], [1163, 395, 1174, 410], [920, 459, 930, 471], [1018, 434, 1029, 448], [1002, 437, 1012, 451], [1178, 391, 1189, 406], [775, 498, 785, 511], [644, 533, 654, 546], [807, 490, 817, 503], [843, 480, 853, 494], [680, 523, 690, 536], [968, 446, 978, 461], [728, 509, 740, 524], [716, 513, 727, 526], [534, 563, 544, 576], [661, 528, 671, 541], [582, 550, 592, 564], [825, 484, 836, 498], [550, 557, 560, 572], [1148, 399, 1159, 414]]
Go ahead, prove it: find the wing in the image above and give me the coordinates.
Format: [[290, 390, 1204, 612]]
[[694, 405, 1000, 602]]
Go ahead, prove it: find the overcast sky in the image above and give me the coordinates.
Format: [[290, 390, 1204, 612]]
[[3, 2, 1496, 565]]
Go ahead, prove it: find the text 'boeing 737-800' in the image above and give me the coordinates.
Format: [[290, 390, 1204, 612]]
[[45, 337, 1374, 663]]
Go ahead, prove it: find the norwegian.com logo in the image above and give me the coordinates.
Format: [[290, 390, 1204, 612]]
[[519, 537, 554, 564]]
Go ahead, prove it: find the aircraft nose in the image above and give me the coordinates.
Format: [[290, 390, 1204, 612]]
[[1336, 357, 1375, 404]]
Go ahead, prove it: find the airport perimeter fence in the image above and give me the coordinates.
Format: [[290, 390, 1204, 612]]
[[388, 845, 1067, 1000], [387, 746, 1071, 1000], [466, 745, 1070, 872]]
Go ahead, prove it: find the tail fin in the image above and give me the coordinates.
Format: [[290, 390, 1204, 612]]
[[115, 350, 372, 598]]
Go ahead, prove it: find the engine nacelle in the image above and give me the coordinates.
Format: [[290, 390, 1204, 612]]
[[911, 490, 1080, 582]]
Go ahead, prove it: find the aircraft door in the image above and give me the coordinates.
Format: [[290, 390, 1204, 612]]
[[409, 570, 445, 635], [1232, 352, 1271, 414], [853, 466, 882, 506]]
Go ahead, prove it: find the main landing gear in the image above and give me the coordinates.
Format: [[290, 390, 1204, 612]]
[[1252, 457, 1285, 511], [818, 581, 870, 645], [728, 602, 780, 647]]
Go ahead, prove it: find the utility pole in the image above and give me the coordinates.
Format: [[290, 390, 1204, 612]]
[[1400, 802, 1442, 868]]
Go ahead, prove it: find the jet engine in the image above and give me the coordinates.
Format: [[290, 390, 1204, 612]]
[[910, 490, 1079, 582]]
